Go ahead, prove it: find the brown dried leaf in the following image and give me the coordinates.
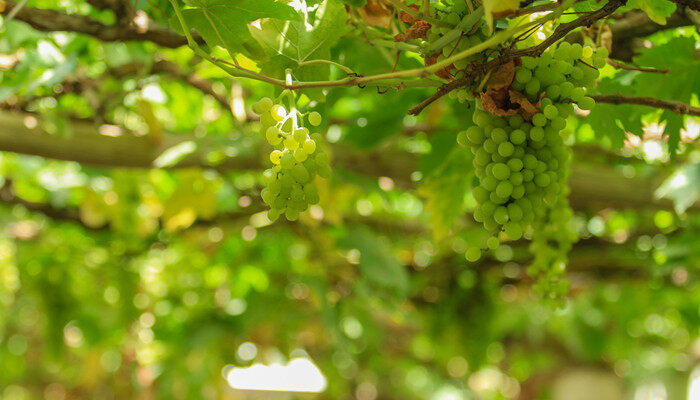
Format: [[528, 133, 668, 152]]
[[488, 60, 515, 91], [399, 4, 421, 24], [509, 90, 538, 120], [394, 20, 431, 42], [425, 55, 454, 80], [479, 61, 516, 114], [480, 91, 518, 116], [358, 0, 392, 28], [480, 61, 548, 120]]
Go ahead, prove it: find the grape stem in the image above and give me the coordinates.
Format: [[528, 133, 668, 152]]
[[426, 6, 484, 54]]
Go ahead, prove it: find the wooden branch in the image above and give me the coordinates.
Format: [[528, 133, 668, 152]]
[[590, 94, 700, 116], [565, 9, 693, 61], [605, 58, 669, 74], [406, 76, 473, 116], [0, 0, 201, 48], [0, 110, 696, 212], [670, 0, 700, 11]]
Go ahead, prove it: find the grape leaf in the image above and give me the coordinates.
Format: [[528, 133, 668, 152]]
[[590, 37, 698, 154], [180, 0, 300, 55], [627, 0, 676, 24], [337, 226, 408, 296], [250, 0, 349, 100], [419, 143, 471, 240]]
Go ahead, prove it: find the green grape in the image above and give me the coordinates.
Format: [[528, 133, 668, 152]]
[[266, 126, 283, 145], [467, 126, 485, 144], [498, 142, 514, 157], [284, 136, 299, 151], [543, 105, 558, 119], [510, 129, 526, 145], [578, 96, 595, 110], [487, 236, 500, 250], [308, 111, 322, 126], [492, 163, 510, 180], [294, 148, 308, 162], [270, 150, 283, 164], [465, 247, 481, 262], [300, 139, 315, 154], [495, 181, 513, 198]]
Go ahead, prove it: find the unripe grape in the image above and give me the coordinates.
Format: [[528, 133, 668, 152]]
[[498, 142, 514, 157], [494, 206, 509, 224], [303, 139, 316, 154], [294, 148, 308, 162], [308, 111, 322, 126], [465, 247, 481, 262], [492, 163, 510, 180], [284, 137, 299, 151], [270, 104, 286, 121], [270, 150, 283, 164]]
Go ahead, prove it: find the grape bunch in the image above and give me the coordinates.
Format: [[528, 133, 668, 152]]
[[458, 42, 606, 263], [252, 97, 331, 222]]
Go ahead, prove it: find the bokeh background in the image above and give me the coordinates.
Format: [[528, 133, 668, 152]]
[[0, 0, 699, 399]]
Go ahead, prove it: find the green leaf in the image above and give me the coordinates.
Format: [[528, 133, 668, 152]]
[[337, 227, 408, 295], [627, 0, 676, 24], [419, 145, 472, 240], [250, 0, 349, 100], [181, 0, 300, 54], [656, 163, 700, 214]]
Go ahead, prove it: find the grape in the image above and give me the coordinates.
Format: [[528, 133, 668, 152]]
[[465, 247, 481, 262], [492, 163, 510, 180], [498, 142, 514, 157], [252, 97, 331, 221], [308, 111, 322, 126]]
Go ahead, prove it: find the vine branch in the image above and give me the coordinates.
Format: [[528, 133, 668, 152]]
[[407, 0, 628, 115], [590, 94, 700, 116], [606, 58, 670, 74]]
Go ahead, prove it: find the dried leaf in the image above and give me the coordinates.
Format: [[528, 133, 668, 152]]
[[399, 4, 421, 24], [358, 0, 392, 27], [425, 55, 453, 80], [479, 61, 516, 114], [480, 61, 546, 120], [394, 21, 431, 42], [509, 90, 538, 120]]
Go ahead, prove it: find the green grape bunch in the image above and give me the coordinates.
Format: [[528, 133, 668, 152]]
[[251, 97, 331, 222], [458, 42, 607, 265]]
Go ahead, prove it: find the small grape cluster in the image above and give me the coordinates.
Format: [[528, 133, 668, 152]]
[[458, 42, 605, 263], [252, 97, 331, 222]]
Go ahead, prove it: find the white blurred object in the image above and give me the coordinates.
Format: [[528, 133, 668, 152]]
[[553, 369, 625, 400], [688, 365, 700, 400], [226, 357, 326, 394]]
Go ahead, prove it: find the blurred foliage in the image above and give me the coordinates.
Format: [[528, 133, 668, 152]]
[[0, 0, 699, 399]]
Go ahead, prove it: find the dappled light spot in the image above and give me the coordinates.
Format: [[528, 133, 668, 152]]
[[225, 358, 327, 393]]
